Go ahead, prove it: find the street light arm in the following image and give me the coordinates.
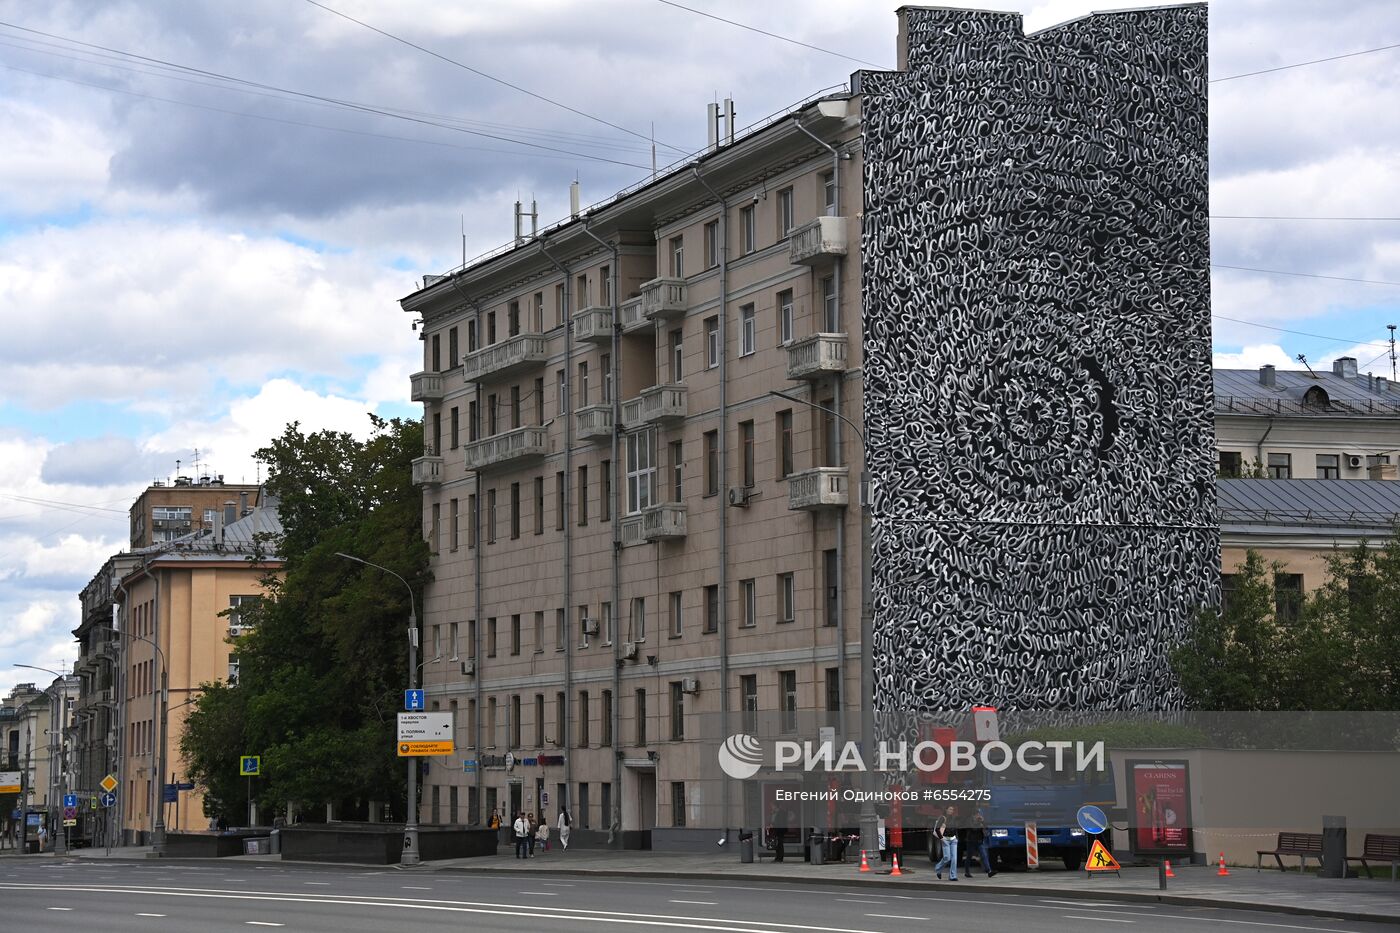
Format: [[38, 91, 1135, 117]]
[[768, 389, 868, 452], [334, 552, 417, 625]]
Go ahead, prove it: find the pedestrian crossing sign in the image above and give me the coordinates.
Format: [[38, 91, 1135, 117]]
[[240, 755, 261, 776], [1085, 838, 1122, 873]]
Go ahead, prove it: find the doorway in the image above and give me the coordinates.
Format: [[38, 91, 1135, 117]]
[[509, 781, 522, 820], [636, 771, 656, 830]]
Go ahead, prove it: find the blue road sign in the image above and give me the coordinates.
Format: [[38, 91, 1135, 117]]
[[163, 785, 178, 803], [1077, 804, 1109, 835], [239, 755, 261, 776], [62, 793, 78, 808], [404, 689, 425, 711], [99, 792, 117, 808], [462, 759, 477, 773]]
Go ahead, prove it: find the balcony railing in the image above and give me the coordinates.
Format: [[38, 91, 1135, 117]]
[[464, 426, 549, 471], [410, 370, 445, 402], [788, 215, 848, 265], [640, 277, 687, 322], [575, 404, 614, 442], [786, 333, 848, 380], [572, 305, 613, 344], [787, 467, 849, 510], [620, 503, 687, 545], [620, 384, 687, 429], [619, 297, 648, 334], [462, 333, 549, 383], [411, 454, 444, 485]]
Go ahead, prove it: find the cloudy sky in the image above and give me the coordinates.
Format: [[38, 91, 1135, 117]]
[[2, 0, 1399, 694]]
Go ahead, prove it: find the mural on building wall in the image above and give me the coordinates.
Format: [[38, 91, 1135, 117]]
[[858, 6, 1216, 712]]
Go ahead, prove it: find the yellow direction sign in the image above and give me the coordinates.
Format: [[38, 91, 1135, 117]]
[[398, 740, 454, 757], [0, 771, 20, 794], [100, 773, 118, 793], [1086, 838, 1122, 873]]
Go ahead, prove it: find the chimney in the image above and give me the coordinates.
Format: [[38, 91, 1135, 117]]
[[569, 182, 580, 220], [1259, 364, 1276, 388], [1368, 463, 1399, 481], [239, 491, 250, 517], [1379, 376, 1391, 394], [1332, 357, 1358, 378]]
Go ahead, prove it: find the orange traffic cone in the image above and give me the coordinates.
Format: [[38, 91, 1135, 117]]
[[1217, 853, 1230, 877], [890, 852, 902, 876], [859, 850, 870, 872], [1164, 859, 1176, 878]]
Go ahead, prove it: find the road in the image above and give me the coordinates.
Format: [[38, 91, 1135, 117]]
[[1, 858, 1394, 933]]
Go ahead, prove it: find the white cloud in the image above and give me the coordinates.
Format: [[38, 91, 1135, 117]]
[[0, 98, 111, 215]]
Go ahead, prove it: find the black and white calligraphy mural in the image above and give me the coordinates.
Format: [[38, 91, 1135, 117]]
[[858, 6, 1216, 712]]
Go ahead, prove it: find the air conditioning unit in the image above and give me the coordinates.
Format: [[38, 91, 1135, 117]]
[[227, 625, 245, 638], [1348, 454, 1365, 469], [727, 486, 752, 508], [682, 677, 700, 694], [461, 660, 475, 676], [582, 618, 599, 636], [622, 641, 639, 661]]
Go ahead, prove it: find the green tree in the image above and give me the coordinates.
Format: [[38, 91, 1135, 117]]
[[1299, 534, 1400, 710], [180, 415, 429, 821]]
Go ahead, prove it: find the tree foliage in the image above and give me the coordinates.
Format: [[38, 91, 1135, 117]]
[[181, 415, 429, 821]]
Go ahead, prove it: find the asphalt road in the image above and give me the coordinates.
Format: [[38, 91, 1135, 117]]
[[1, 859, 1394, 933]]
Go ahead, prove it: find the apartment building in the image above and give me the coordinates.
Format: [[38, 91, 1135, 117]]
[[128, 477, 260, 548], [404, 4, 1210, 844], [1, 678, 78, 839]]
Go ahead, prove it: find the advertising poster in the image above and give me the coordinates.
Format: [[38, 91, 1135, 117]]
[[1127, 759, 1192, 856]]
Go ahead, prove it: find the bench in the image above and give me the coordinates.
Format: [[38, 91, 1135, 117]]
[[1256, 832, 1323, 872], [1347, 834, 1400, 881]]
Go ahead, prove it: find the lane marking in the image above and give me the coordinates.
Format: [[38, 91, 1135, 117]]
[[47, 907, 74, 911], [837, 898, 886, 904], [245, 923, 285, 928], [136, 913, 167, 917], [1063, 916, 1135, 924], [866, 914, 927, 921], [518, 890, 560, 896], [540, 882, 576, 887], [304, 881, 330, 885], [401, 885, 433, 890], [671, 900, 719, 905]]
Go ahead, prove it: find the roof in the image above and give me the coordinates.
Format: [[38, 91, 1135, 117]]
[[1214, 368, 1400, 417], [117, 493, 283, 583], [1218, 478, 1400, 530]]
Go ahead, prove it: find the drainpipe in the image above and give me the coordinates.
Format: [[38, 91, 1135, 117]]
[[1255, 417, 1275, 476], [539, 239, 574, 812], [692, 165, 730, 837], [579, 219, 624, 844]]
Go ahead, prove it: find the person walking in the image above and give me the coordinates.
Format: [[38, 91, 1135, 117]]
[[512, 811, 530, 859], [769, 807, 789, 863], [933, 804, 959, 880], [963, 807, 996, 877], [527, 812, 538, 857], [535, 812, 551, 852], [557, 806, 572, 851]]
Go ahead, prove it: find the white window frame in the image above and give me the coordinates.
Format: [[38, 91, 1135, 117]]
[[740, 579, 756, 628], [630, 596, 647, 643], [626, 429, 657, 515], [740, 305, 755, 356], [822, 276, 838, 332], [669, 591, 682, 637], [601, 601, 613, 646], [705, 317, 719, 369], [779, 573, 795, 623], [778, 290, 793, 345], [740, 205, 755, 254], [777, 186, 794, 236]]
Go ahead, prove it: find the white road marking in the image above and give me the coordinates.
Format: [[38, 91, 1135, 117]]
[[136, 913, 167, 917], [401, 885, 433, 890], [304, 881, 330, 885], [670, 900, 719, 905], [540, 882, 576, 887], [1063, 916, 1135, 924], [837, 898, 886, 904], [866, 914, 927, 921], [1042, 899, 1147, 908], [46, 907, 74, 911], [518, 890, 560, 895], [246, 923, 285, 927]]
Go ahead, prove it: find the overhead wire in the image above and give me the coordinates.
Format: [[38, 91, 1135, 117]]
[[1211, 315, 1393, 350], [1212, 40, 1400, 82], [651, 0, 887, 69], [1212, 263, 1400, 289]]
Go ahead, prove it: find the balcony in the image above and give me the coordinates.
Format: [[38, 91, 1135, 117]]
[[788, 215, 848, 265], [619, 297, 648, 334], [573, 305, 613, 344], [464, 426, 549, 471], [77, 687, 114, 712], [620, 503, 687, 545], [410, 370, 446, 402], [411, 454, 444, 486], [786, 333, 848, 380], [787, 467, 850, 510], [575, 404, 614, 442], [620, 384, 687, 430], [640, 277, 687, 322], [462, 333, 548, 383]]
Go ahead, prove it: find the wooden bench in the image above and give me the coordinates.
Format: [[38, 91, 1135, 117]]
[[1347, 834, 1400, 881], [1256, 832, 1323, 872]]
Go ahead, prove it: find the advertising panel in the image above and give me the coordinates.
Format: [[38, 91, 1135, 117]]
[[1127, 759, 1192, 856]]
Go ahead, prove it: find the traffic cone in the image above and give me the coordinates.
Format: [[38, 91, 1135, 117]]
[[890, 852, 902, 876], [1217, 853, 1230, 877], [1164, 859, 1176, 878], [859, 850, 870, 872]]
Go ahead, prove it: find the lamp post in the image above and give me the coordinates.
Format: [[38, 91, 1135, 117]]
[[335, 552, 420, 866], [770, 389, 879, 858], [108, 626, 169, 854], [13, 664, 70, 856]]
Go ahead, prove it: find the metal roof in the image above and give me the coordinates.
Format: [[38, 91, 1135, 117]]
[[1214, 368, 1400, 417], [1218, 478, 1400, 529]]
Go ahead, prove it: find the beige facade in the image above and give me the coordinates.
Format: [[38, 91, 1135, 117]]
[[405, 96, 862, 839], [128, 479, 260, 548]]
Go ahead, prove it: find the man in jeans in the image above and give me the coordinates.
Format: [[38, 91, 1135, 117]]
[[933, 804, 959, 880], [512, 811, 530, 859]]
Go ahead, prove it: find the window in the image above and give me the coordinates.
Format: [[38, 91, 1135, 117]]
[[669, 329, 684, 382], [1316, 454, 1340, 479], [780, 670, 797, 733], [777, 186, 794, 236], [671, 781, 687, 826], [739, 579, 756, 628], [448, 621, 459, 659], [778, 572, 795, 623], [430, 502, 440, 550], [486, 488, 497, 544], [511, 614, 521, 656], [704, 220, 719, 269], [535, 377, 545, 425], [740, 420, 755, 487], [777, 410, 793, 478], [556, 608, 566, 651], [705, 316, 719, 368], [577, 274, 588, 308], [669, 441, 683, 501], [1274, 573, 1304, 623], [635, 689, 647, 745], [487, 617, 497, 658], [510, 385, 521, 428], [469, 400, 479, 442], [555, 692, 566, 745], [534, 477, 545, 535], [450, 406, 459, 450], [600, 265, 611, 305], [578, 361, 589, 407], [534, 695, 545, 748], [486, 312, 497, 345], [601, 460, 612, 521], [601, 601, 613, 645], [601, 690, 613, 746], [533, 292, 544, 332], [1218, 451, 1243, 478], [825, 667, 841, 713], [557, 369, 567, 417], [556, 472, 566, 530], [626, 430, 656, 514], [510, 483, 521, 539], [823, 549, 839, 628], [703, 584, 719, 634], [777, 289, 793, 345], [533, 611, 544, 653], [228, 595, 261, 628], [630, 597, 646, 642], [601, 353, 612, 402], [578, 783, 590, 828], [578, 604, 590, 648], [469, 494, 478, 548], [822, 275, 838, 331], [556, 283, 566, 326], [510, 695, 521, 747], [670, 236, 684, 277], [449, 498, 460, 551], [432, 411, 442, 453], [467, 318, 479, 352], [740, 304, 755, 356], [740, 204, 755, 254], [741, 674, 758, 733], [669, 590, 683, 638], [578, 465, 589, 526], [508, 300, 521, 337], [486, 394, 497, 436], [448, 327, 459, 367], [670, 682, 685, 740], [703, 430, 719, 496], [578, 691, 590, 747], [468, 619, 477, 659], [467, 697, 477, 748], [822, 171, 838, 216], [227, 655, 239, 685], [1267, 452, 1292, 479], [1367, 454, 1392, 468], [486, 697, 497, 748], [431, 333, 441, 371], [820, 396, 839, 467]]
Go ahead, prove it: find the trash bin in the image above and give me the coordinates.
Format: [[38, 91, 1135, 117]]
[[1321, 816, 1347, 878], [809, 833, 826, 865], [25, 840, 39, 854], [739, 831, 754, 864], [269, 830, 281, 855]]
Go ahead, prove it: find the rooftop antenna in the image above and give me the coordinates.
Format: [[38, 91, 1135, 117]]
[[513, 194, 524, 246], [461, 214, 466, 268], [569, 178, 581, 219], [1389, 324, 1397, 382], [1296, 353, 1318, 378], [651, 121, 656, 179], [530, 197, 539, 238]]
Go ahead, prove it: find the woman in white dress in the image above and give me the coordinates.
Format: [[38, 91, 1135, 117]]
[[557, 807, 572, 851]]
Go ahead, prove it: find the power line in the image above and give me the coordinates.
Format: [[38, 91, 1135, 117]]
[[652, 0, 887, 69], [1211, 263, 1400, 289], [1211, 314, 1392, 350], [1212, 41, 1400, 83], [299, 0, 687, 153]]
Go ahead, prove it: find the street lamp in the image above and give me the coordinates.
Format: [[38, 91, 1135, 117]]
[[769, 388, 879, 858], [13, 663, 70, 856], [335, 552, 420, 866]]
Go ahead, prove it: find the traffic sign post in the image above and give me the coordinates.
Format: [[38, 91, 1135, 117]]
[[62, 793, 78, 809], [99, 792, 117, 808], [1077, 804, 1108, 835], [404, 689, 425, 711], [99, 774, 118, 794], [239, 756, 260, 828]]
